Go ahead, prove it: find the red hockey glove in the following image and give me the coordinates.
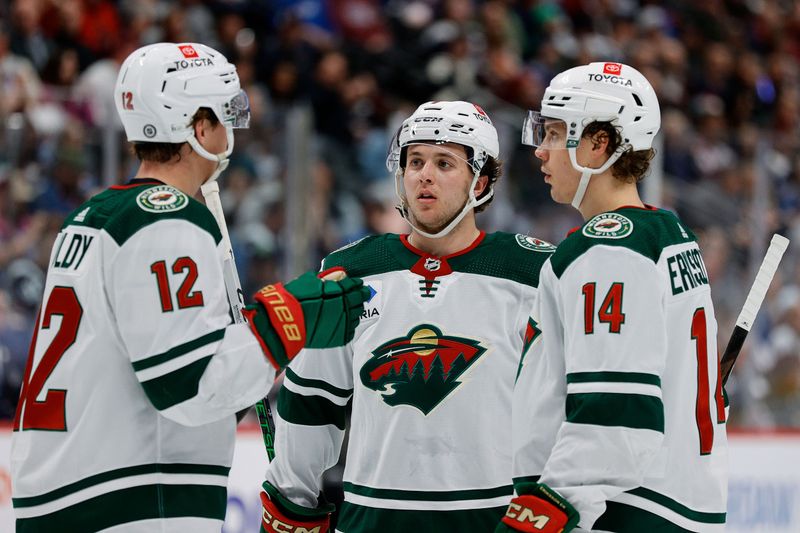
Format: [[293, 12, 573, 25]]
[[496, 482, 580, 533], [260, 481, 334, 533], [243, 271, 369, 370]]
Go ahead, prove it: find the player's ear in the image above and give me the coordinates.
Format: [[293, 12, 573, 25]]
[[589, 130, 609, 154], [194, 117, 212, 142], [474, 174, 489, 197]]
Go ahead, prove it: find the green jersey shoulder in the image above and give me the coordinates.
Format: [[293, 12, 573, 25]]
[[322, 232, 554, 288], [63, 182, 222, 246], [448, 232, 554, 288], [322, 235, 414, 278], [550, 208, 696, 278]]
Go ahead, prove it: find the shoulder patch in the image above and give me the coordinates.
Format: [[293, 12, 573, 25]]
[[515, 234, 557, 252], [582, 212, 633, 239], [136, 186, 188, 214]]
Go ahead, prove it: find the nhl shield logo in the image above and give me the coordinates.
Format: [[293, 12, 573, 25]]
[[582, 212, 634, 239], [137, 186, 189, 214], [424, 258, 441, 271], [360, 325, 486, 415]]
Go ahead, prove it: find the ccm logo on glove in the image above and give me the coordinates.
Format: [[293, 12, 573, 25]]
[[503, 497, 554, 530], [498, 483, 579, 533], [259, 482, 332, 533], [257, 285, 303, 342], [262, 509, 323, 533]]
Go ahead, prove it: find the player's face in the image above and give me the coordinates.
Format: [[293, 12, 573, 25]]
[[533, 120, 592, 205], [402, 143, 477, 233]]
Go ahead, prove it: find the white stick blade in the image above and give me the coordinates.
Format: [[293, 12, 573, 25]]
[[736, 234, 790, 330]]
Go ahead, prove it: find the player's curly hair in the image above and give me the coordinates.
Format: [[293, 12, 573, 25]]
[[583, 122, 655, 183], [132, 108, 219, 163]]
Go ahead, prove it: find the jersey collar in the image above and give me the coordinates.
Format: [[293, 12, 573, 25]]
[[399, 231, 486, 260], [567, 204, 661, 236], [110, 178, 165, 190]]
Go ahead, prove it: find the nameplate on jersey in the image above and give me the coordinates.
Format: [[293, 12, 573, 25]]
[[51, 230, 94, 273], [361, 280, 381, 321], [666, 246, 709, 295]]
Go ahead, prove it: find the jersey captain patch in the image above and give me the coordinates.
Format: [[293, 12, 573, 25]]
[[515, 234, 556, 252], [359, 324, 486, 415], [582, 212, 633, 239], [136, 185, 188, 213]]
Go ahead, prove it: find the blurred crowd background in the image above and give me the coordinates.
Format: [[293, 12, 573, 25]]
[[1, 0, 800, 429]]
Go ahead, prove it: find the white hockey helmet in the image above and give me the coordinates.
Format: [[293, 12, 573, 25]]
[[522, 62, 660, 208], [115, 42, 250, 180], [386, 100, 500, 239], [386, 100, 500, 175]]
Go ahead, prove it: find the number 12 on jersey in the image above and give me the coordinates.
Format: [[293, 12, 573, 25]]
[[150, 257, 204, 312], [14, 287, 83, 432]]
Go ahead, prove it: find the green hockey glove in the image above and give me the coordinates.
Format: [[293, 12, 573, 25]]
[[496, 482, 580, 533], [243, 271, 369, 370], [260, 481, 334, 533]]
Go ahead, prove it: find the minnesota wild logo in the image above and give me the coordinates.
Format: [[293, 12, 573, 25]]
[[360, 324, 486, 415], [136, 185, 188, 214], [582, 212, 633, 239], [515, 234, 556, 252]]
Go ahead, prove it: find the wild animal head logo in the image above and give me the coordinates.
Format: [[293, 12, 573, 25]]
[[359, 324, 486, 415]]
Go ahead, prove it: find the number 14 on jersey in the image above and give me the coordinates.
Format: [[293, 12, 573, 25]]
[[581, 281, 725, 455]]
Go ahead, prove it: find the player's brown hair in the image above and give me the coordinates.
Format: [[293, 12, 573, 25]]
[[583, 121, 655, 183], [132, 108, 220, 163]]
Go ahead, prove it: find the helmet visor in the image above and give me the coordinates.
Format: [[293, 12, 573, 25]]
[[222, 90, 250, 129], [521, 110, 568, 150], [386, 125, 402, 172]]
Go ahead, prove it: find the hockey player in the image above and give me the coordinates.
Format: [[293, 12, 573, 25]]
[[11, 43, 369, 533], [258, 101, 555, 532], [498, 62, 728, 533]]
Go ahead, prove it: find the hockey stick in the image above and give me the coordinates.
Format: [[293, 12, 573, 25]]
[[201, 180, 277, 461], [720, 234, 790, 386]]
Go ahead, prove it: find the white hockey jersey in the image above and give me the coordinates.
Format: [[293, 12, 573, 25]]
[[265, 231, 554, 532], [513, 207, 727, 532], [11, 179, 275, 532]]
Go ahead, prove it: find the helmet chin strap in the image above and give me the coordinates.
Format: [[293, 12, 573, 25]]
[[394, 169, 493, 239], [567, 146, 624, 209], [571, 169, 593, 209], [186, 127, 235, 183]]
